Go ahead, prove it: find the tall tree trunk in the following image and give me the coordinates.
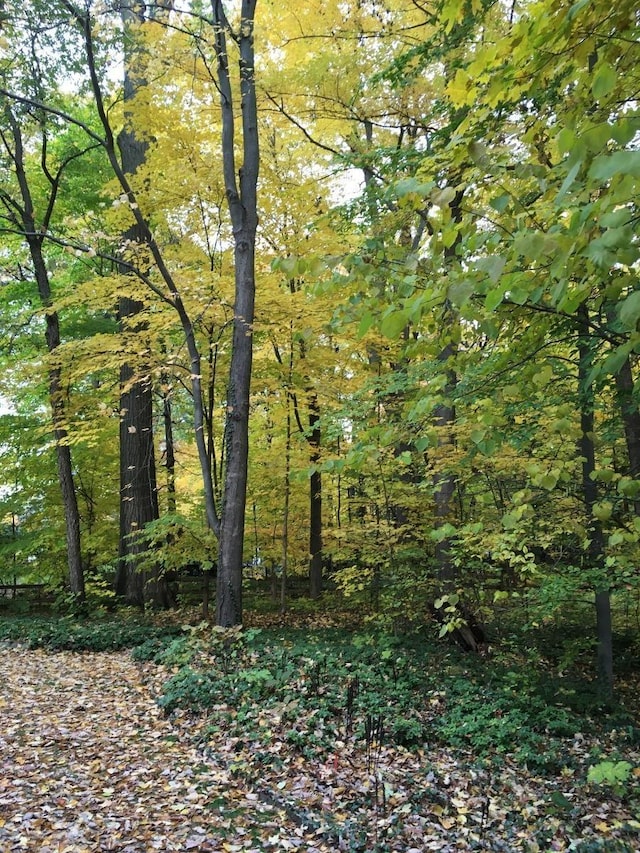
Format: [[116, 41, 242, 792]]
[[161, 377, 176, 514], [113, 4, 169, 608], [6, 107, 84, 597], [308, 391, 323, 599], [577, 305, 613, 695], [432, 190, 484, 651], [433, 341, 457, 589], [213, 0, 259, 627], [281, 360, 293, 614], [615, 356, 640, 514], [70, 2, 221, 588], [43, 269, 84, 597]]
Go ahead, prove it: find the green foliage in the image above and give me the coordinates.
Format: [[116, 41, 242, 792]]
[[588, 760, 636, 796], [51, 576, 117, 616], [432, 676, 578, 772], [0, 616, 179, 652], [139, 627, 441, 752], [132, 624, 634, 776]]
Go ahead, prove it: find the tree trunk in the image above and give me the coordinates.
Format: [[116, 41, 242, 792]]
[[114, 5, 170, 608], [161, 377, 176, 514], [578, 304, 613, 695], [615, 356, 640, 514], [115, 353, 161, 606], [216, 229, 256, 625], [433, 346, 457, 589], [53, 394, 85, 598], [281, 378, 293, 615], [213, 0, 259, 627], [308, 391, 323, 599]]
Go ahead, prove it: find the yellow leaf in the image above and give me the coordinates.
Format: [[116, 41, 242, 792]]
[[446, 69, 472, 107], [439, 816, 456, 829]]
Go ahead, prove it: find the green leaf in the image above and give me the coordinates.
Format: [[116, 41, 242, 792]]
[[468, 140, 490, 168], [549, 791, 574, 811], [485, 287, 505, 312], [611, 116, 640, 146], [442, 227, 459, 248], [588, 761, 633, 785], [489, 194, 510, 213], [540, 472, 558, 490], [582, 122, 613, 153], [475, 255, 506, 284], [415, 436, 429, 452], [380, 309, 409, 339], [277, 256, 298, 276], [514, 231, 546, 259], [447, 279, 475, 307], [567, 0, 590, 19], [393, 177, 433, 198], [556, 128, 575, 155], [431, 186, 458, 207], [618, 291, 640, 331], [555, 161, 581, 203], [357, 312, 375, 339], [507, 287, 529, 305], [589, 150, 640, 182], [502, 512, 518, 530], [597, 342, 635, 378], [470, 428, 486, 445], [592, 63, 617, 100]]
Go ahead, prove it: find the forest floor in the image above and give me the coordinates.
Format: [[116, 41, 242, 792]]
[[0, 641, 639, 852]]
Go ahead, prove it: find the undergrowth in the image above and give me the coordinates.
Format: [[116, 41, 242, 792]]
[[0, 615, 180, 652], [2, 613, 638, 780], [131, 624, 637, 775]]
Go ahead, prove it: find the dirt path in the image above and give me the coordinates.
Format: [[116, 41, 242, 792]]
[[0, 647, 300, 853]]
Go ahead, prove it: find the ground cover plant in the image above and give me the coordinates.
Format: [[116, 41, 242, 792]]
[[132, 616, 640, 851], [0, 614, 181, 652], [1, 609, 639, 850]]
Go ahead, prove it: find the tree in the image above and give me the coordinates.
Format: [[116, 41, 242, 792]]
[[0, 13, 90, 597], [211, 0, 259, 626], [113, 0, 173, 609]]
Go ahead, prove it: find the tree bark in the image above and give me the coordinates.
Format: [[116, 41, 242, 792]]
[[433, 343, 457, 588], [161, 376, 176, 514], [213, 0, 259, 627], [615, 356, 640, 514], [308, 391, 323, 599], [578, 304, 613, 696], [113, 4, 171, 608]]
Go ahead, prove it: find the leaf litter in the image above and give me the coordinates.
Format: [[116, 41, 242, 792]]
[[0, 644, 638, 852]]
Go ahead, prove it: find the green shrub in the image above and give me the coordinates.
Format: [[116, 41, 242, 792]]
[[432, 675, 581, 771]]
